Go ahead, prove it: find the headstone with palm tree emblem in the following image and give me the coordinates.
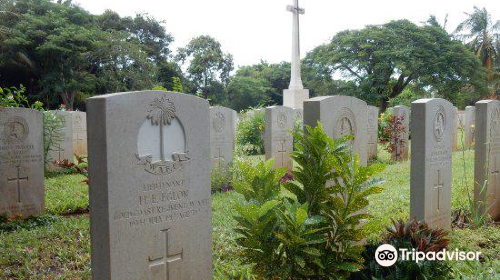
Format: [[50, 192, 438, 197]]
[[87, 91, 212, 280]]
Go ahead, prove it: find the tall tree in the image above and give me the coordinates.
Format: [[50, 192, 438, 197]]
[[455, 6, 500, 98], [176, 35, 233, 100], [308, 20, 487, 111], [0, 0, 173, 109]]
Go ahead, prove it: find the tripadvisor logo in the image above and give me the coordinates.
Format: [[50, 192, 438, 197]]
[[375, 244, 482, 267]]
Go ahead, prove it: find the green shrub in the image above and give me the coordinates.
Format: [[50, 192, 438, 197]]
[[233, 122, 385, 279], [211, 162, 237, 193], [293, 112, 303, 150], [235, 111, 265, 155], [349, 218, 453, 280]]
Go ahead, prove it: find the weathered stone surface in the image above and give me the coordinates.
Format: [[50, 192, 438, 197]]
[[304, 95, 368, 166], [464, 106, 475, 149], [265, 106, 294, 170], [391, 105, 410, 161], [0, 107, 44, 217], [474, 100, 500, 221], [410, 98, 453, 230], [72, 111, 87, 156], [87, 91, 212, 280], [210, 106, 236, 169], [367, 106, 379, 160]]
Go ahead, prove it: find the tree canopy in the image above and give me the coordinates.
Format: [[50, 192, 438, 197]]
[[0, 0, 178, 110], [307, 19, 487, 111]]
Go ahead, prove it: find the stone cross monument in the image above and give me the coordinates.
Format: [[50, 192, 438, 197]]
[[283, 0, 309, 109]]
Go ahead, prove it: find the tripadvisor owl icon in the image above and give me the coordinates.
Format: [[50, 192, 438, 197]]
[[375, 244, 398, 267]]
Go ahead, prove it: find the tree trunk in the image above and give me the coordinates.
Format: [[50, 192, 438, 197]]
[[60, 91, 75, 110], [380, 97, 389, 113]]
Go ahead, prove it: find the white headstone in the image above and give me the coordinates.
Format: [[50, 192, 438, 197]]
[[265, 106, 294, 170], [474, 100, 500, 221], [72, 111, 87, 156], [210, 106, 236, 169], [87, 91, 212, 280], [304, 95, 368, 166], [0, 108, 44, 217], [410, 98, 453, 230]]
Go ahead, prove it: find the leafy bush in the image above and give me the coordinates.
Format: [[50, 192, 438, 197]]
[[233, 123, 385, 279], [349, 218, 452, 280], [293, 112, 303, 150], [54, 155, 89, 184], [0, 85, 43, 109], [379, 113, 407, 160], [235, 111, 265, 155], [43, 111, 66, 167], [211, 162, 237, 193]]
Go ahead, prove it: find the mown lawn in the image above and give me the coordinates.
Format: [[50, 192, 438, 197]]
[[1, 148, 499, 279]]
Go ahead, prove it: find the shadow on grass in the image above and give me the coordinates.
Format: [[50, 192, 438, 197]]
[[0, 215, 60, 233]]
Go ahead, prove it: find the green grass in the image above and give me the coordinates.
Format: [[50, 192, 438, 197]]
[[0, 147, 498, 279], [45, 172, 89, 215]]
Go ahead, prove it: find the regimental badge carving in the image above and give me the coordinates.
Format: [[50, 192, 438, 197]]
[[74, 115, 83, 130], [213, 111, 225, 133], [3, 117, 29, 144], [136, 97, 190, 175], [335, 107, 356, 140], [434, 106, 446, 142], [277, 112, 287, 128]]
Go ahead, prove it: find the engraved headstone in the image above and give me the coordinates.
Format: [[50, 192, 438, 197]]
[[410, 98, 453, 230], [391, 105, 410, 161], [47, 110, 74, 168], [464, 106, 475, 149], [72, 111, 87, 156], [210, 106, 236, 169], [87, 91, 212, 280], [0, 108, 44, 217], [474, 100, 500, 221], [367, 106, 379, 160], [265, 106, 294, 170], [304, 95, 368, 166]]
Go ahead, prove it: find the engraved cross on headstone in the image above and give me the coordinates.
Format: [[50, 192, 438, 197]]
[[75, 133, 85, 147], [214, 147, 225, 168], [148, 229, 183, 280], [277, 140, 287, 167], [7, 165, 29, 203], [54, 144, 64, 161], [434, 170, 444, 211]]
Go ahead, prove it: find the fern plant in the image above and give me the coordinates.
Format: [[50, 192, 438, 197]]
[[233, 122, 385, 279]]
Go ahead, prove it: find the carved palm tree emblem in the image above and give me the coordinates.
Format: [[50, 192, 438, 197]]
[[147, 97, 176, 162]]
